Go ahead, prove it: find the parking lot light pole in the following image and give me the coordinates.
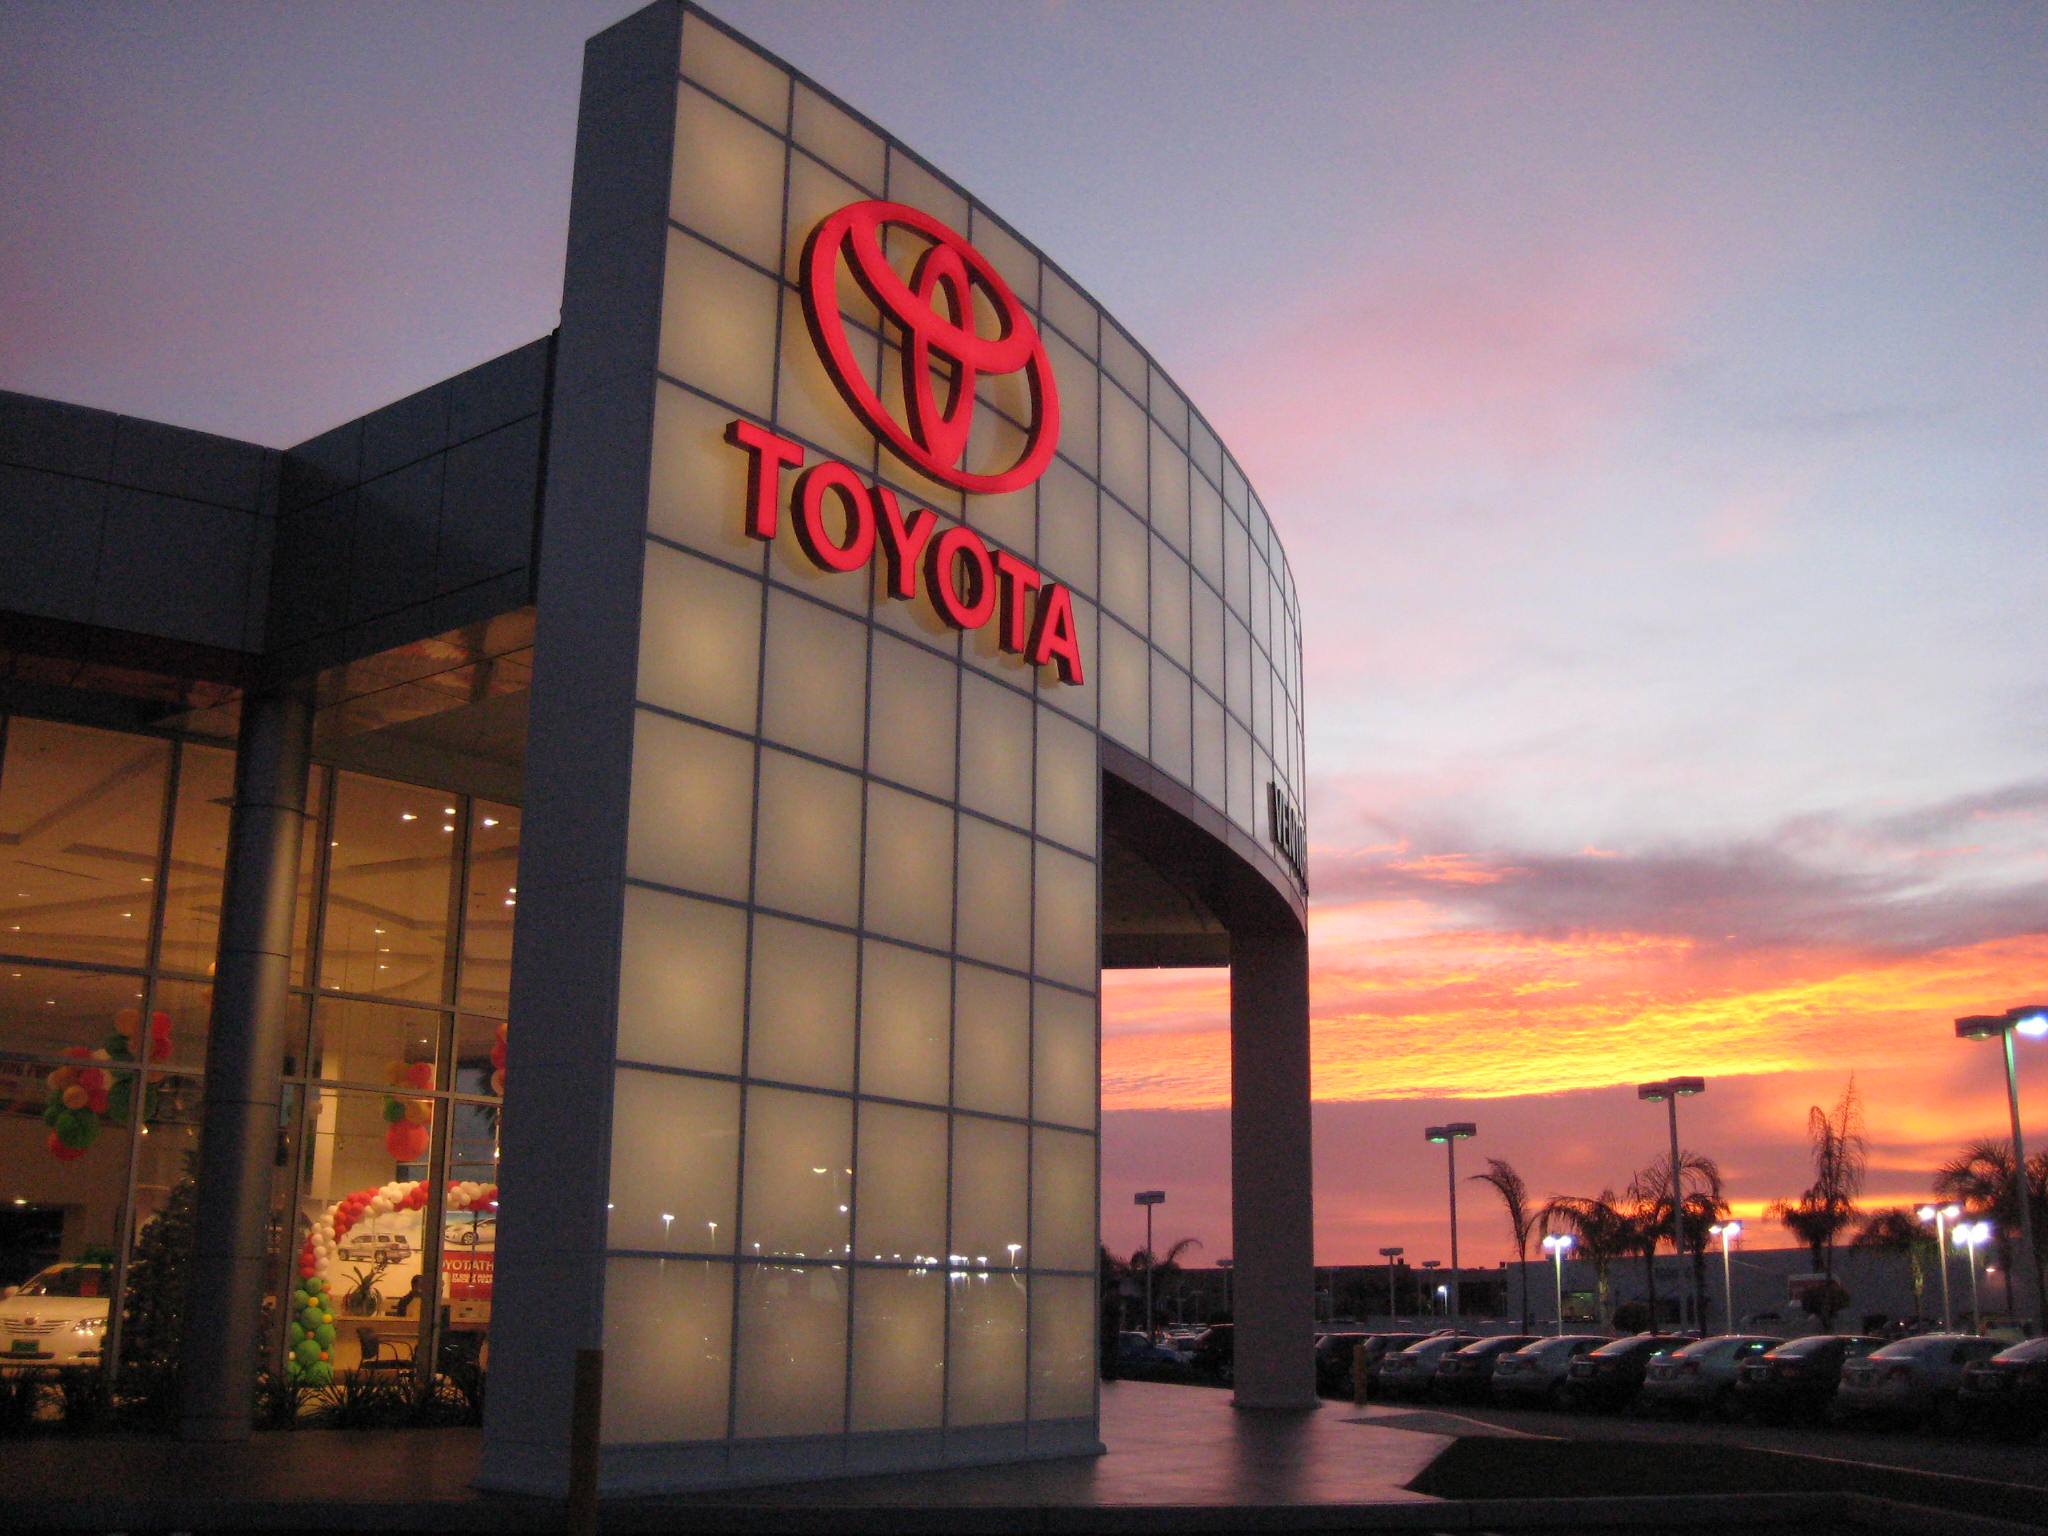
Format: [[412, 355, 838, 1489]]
[[1955, 1219, 1991, 1333], [1425, 1123, 1477, 1320], [1917, 1203, 1961, 1330], [1378, 1246, 1404, 1323], [1955, 1010, 2046, 1334], [1541, 1233, 1574, 1335], [1708, 1221, 1741, 1332], [1637, 1077, 1706, 1331], [1134, 1190, 1165, 1340]]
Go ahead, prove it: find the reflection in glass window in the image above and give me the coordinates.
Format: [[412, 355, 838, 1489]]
[[0, 1054, 130, 1357], [453, 1015, 506, 1100], [159, 744, 233, 979], [458, 802, 518, 1018], [318, 773, 455, 1003], [0, 719, 169, 969], [290, 766, 330, 990], [307, 996, 440, 1091], [0, 965, 150, 1061], [440, 1101, 498, 1381], [296, 1088, 439, 1371]]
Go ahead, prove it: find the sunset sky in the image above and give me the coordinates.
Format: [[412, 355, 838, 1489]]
[[5, 2, 2045, 1272]]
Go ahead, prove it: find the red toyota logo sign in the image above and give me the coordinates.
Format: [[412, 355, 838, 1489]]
[[802, 200, 1060, 494]]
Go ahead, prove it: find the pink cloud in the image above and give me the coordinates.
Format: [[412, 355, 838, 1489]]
[[1188, 237, 1687, 507]]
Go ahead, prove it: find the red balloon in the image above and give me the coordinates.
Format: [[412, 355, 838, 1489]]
[[47, 1131, 85, 1162], [405, 1061, 434, 1091], [384, 1122, 429, 1161], [149, 1011, 172, 1036]]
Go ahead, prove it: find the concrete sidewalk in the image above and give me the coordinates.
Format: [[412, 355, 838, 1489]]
[[2, 1381, 1442, 1530], [0, 1381, 2016, 1532]]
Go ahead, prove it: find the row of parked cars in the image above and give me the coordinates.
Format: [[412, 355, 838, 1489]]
[[1316, 1326, 2048, 1438]]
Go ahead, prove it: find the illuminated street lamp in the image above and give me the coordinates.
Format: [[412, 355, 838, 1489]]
[[1708, 1221, 1742, 1332], [1637, 1077, 1706, 1331], [1954, 1010, 2046, 1333], [1134, 1190, 1165, 1340], [1954, 1219, 1992, 1334], [1916, 1203, 1962, 1330], [1425, 1123, 1477, 1319], [1378, 1246, 1404, 1322], [1541, 1233, 1574, 1335]]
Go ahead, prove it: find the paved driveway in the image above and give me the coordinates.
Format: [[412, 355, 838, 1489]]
[[1355, 1398, 2048, 1492]]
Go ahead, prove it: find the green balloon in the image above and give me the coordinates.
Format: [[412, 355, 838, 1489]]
[[314, 1323, 335, 1347], [304, 1362, 334, 1387], [103, 1032, 129, 1057], [289, 1322, 305, 1345], [382, 1098, 406, 1124], [294, 1338, 320, 1365], [55, 1111, 95, 1150], [304, 1275, 325, 1294], [284, 1359, 301, 1381], [41, 1101, 61, 1127], [299, 1305, 323, 1331]]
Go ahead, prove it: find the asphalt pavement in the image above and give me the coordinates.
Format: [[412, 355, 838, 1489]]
[[1355, 1395, 2048, 1492]]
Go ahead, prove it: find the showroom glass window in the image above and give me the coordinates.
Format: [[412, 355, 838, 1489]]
[[0, 711, 513, 1399], [287, 775, 513, 1388], [0, 714, 221, 1398]]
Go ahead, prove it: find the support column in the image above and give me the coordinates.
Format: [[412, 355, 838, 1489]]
[[180, 685, 312, 1441], [1229, 925, 1316, 1409]]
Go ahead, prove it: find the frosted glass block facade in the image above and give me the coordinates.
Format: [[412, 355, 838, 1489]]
[[488, 0, 1306, 1497]]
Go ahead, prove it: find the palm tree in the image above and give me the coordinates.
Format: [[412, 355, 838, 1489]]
[[1934, 1138, 2048, 1315], [1470, 1158, 1537, 1331], [1854, 1206, 1935, 1321], [1632, 1152, 1727, 1330], [1767, 1077, 1865, 1329], [1539, 1191, 1631, 1326], [1620, 1179, 1665, 1324], [1125, 1236, 1203, 1333]]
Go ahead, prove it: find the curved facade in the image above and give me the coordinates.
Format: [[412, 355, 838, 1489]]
[[482, 2, 1309, 1494]]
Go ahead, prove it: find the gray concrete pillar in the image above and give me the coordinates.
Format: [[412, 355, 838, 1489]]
[[180, 685, 312, 1440], [1229, 925, 1317, 1409]]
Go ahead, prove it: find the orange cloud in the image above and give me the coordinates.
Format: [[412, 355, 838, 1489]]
[[1103, 924, 2048, 1116]]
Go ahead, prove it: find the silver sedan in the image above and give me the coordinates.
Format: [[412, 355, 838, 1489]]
[[1490, 1334, 1610, 1406], [1835, 1333, 2005, 1427]]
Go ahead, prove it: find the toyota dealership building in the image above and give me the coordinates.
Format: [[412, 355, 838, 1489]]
[[0, 2, 1311, 1494]]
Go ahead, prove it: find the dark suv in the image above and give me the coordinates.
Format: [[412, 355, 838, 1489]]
[[1734, 1334, 1883, 1422], [1562, 1332, 1692, 1410]]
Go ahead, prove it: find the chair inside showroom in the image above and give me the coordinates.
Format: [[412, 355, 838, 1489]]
[[356, 1329, 416, 1372]]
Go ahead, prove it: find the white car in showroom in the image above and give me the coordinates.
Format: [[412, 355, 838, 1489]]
[[1, 1261, 114, 1367]]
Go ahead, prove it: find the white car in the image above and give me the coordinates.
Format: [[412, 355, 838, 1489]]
[[1, 1261, 114, 1367]]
